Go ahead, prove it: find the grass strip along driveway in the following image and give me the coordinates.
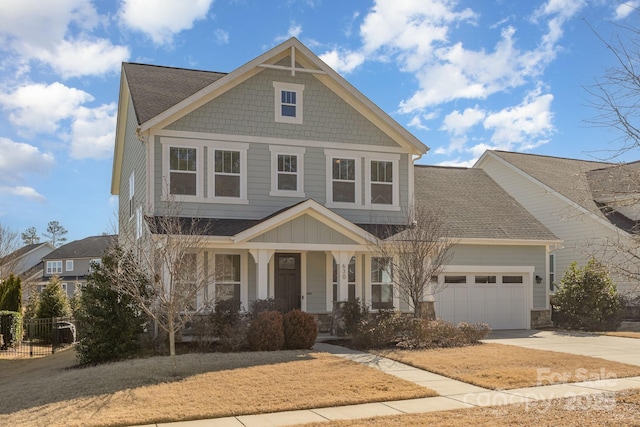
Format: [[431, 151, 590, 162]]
[[375, 343, 640, 389]]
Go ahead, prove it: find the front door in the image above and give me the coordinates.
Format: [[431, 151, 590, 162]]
[[274, 253, 301, 312]]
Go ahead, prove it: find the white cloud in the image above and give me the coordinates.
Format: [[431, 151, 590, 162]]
[[0, 138, 54, 196], [319, 48, 365, 74], [0, 186, 46, 203], [483, 88, 554, 145], [0, 82, 93, 134], [613, 1, 639, 20], [441, 107, 486, 136], [214, 29, 229, 45], [69, 103, 117, 160], [119, 0, 214, 45]]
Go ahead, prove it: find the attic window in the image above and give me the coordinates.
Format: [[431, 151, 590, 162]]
[[274, 82, 304, 124]]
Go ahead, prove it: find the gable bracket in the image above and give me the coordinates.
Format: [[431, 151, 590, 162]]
[[258, 46, 326, 76]]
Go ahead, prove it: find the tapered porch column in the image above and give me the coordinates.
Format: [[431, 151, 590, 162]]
[[249, 249, 274, 300], [332, 251, 353, 302]]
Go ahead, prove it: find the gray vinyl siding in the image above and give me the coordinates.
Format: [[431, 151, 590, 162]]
[[167, 64, 397, 147], [306, 251, 327, 312], [153, 135, 411, 225], [250, 215, 357, 245], [119, 95, 147, 240], [449, 244, 547, 308]]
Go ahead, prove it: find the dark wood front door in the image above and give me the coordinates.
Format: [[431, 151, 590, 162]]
[[274, 253, 301, 312]]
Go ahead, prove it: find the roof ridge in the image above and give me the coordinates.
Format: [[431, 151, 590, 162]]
[[123, 62, 228, 75], [492, 150, 614, 165], [415, 164, 469, 170]]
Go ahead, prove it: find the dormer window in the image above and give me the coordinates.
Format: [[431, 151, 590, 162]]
[[274, 82, 304, 124]]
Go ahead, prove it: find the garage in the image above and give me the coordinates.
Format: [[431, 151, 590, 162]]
[[434, 268, 532, 329]]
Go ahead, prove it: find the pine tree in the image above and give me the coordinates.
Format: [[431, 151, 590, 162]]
[[0, 274, 22, 312], [21, 227, 40, 245], [43, 221, 68, 247], [35, 276, 70, 318]]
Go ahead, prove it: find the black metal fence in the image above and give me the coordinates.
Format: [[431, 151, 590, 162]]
[[0, 317, 79, 357]]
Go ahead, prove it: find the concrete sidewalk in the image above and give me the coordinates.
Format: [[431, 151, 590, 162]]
[[141, 337, 640, 427]]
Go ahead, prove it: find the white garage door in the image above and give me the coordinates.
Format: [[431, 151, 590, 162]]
[[434, 272, 530, 329]]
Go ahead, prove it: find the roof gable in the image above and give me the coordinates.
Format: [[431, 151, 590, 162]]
[[43, 235, 115, 260]]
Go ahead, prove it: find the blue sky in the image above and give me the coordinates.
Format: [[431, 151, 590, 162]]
[[0, 0, 638, 243]]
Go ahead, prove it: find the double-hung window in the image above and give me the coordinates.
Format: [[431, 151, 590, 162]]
[[214, 150, 241, 198], [163, 141, 203, 200], [326, 152, 360, 206], [549, 253, 556, 291], [65, 260, 74, 272], [270, 146, 305, 197], [365, 154, 400, 209], [371, 257, 393, 310], [214, 254, 241, 306], [273, 82, 304, 124], [46, 260, 62, 275]]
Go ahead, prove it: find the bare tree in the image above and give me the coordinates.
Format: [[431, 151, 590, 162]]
[[21, 227, 40, 245], [43, 221, 68, 247], [0, 223, 21, 279], [369, 206, 455, 318], [110, 201, 213, 374]]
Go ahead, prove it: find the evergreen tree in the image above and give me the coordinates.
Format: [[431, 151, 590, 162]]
[[76, 251, 147, 365], [35, 276, 70, 318], [43, 221, 68, 247], [21, 227, 40, 245], [0, 274, 22, 312]]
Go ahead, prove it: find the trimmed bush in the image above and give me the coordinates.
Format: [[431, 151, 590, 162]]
[[352, 310, 405, 349], [341, 298, 369, 335], [217, 319, 249, 352], [0, 311, 22, 348], [211, 298, 241, 336], [249, 298, 279, 318], [283, 310, 317, 349], [0, 274, 22, 312], [457, 322, 492, 344], [247, 310, 284, 351], [553, 259, 623, 331], [36, 276, 70, 319]]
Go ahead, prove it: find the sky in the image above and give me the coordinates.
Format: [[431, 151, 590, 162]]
[[0, 0, 638, 244]]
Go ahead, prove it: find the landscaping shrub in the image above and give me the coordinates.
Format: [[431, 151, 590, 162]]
[[211, 298, 242, 336], [0, 311, 22, 348], [552, 259, 623, 331], [283, 309, 317, 349], [249, 298, 280, 318], [351, 309, 405, 349], [217, 319, 249, 352], [247, 310, 284, 351], [341, 298, 369, 335], [457, 322, 492, 344], [0, 274, 22, 312], [36, 276, 70, 319]]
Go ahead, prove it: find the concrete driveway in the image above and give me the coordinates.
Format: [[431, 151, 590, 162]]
[[484, 329, 640, 366]]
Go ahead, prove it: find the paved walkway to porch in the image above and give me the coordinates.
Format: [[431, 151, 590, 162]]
[[141, 333, 640, 427]]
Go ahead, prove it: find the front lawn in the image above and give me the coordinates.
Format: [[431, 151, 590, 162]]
[[375, 343, 640, 389]]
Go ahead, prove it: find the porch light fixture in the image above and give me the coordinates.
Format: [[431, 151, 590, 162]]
[[535, 275, 543, 284]]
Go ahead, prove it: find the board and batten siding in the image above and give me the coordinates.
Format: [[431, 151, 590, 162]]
[[249, 215, 358, 245], [449, 244, 547, 308], [480, 156, 636, 295], [119, 96, 147, 239]]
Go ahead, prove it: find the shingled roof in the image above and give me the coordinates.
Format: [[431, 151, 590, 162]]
[[43, 235, 115, 260], [122, 63, 227, 125], [414, 165, 559, 241]]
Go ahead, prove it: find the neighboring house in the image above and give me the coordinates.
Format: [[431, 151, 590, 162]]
[[111, 37, 559, 329], [38, 235, 114, 298], [476, 150, 640, 297], [0, 242, 55, 280]]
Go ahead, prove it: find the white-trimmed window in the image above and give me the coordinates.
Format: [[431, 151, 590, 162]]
[[214, 254, 241, 306], [89, 259, 102, 273], [371, 257, 393, 310], [46, 261, 62, 275], [549, 254, 556, 291], [326, 152, 360, 206], [128, 171, 135, 218], [332, 256, 356, 302], [365, 154, 400, 209], [136, 206, 143, 240], [270, 146, 305, 197], [208, 142, 248, 203], [273, 82, 304, 124], [65, 260, 74, 272], [163, 142, 203, 199]]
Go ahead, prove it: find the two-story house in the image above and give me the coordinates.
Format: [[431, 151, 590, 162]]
[[111, 38, 560, 329], [476, 150, 640, 298], [38, 235, 114, 298]]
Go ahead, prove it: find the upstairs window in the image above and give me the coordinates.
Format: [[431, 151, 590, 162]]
[[370, 160, 393, 205], [65, 260, 74, 271], [274, 82, 304, 124], [46, 260, 62, 275], [270, 146, 305, 197], [169, 146, 199, 196], [331, 157, 357, 204], [214, 150, 241, 198]]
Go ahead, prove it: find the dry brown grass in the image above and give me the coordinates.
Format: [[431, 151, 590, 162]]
[[603, 331, 640, 339], [300, 389, 640, 427], [0, 347, 434, 427], [375, 343, 640, 389]]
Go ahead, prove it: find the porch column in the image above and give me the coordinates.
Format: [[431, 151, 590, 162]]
[[249, 249, 273, 300], [333, 251, 352, 302]]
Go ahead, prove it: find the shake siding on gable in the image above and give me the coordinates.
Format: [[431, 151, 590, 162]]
[[450, 245, 547, 308], [120, 96, 147, 239], [152, 65, 411, 225]]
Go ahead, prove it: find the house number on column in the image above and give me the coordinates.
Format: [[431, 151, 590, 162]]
[[341, 264, 347, 280]]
